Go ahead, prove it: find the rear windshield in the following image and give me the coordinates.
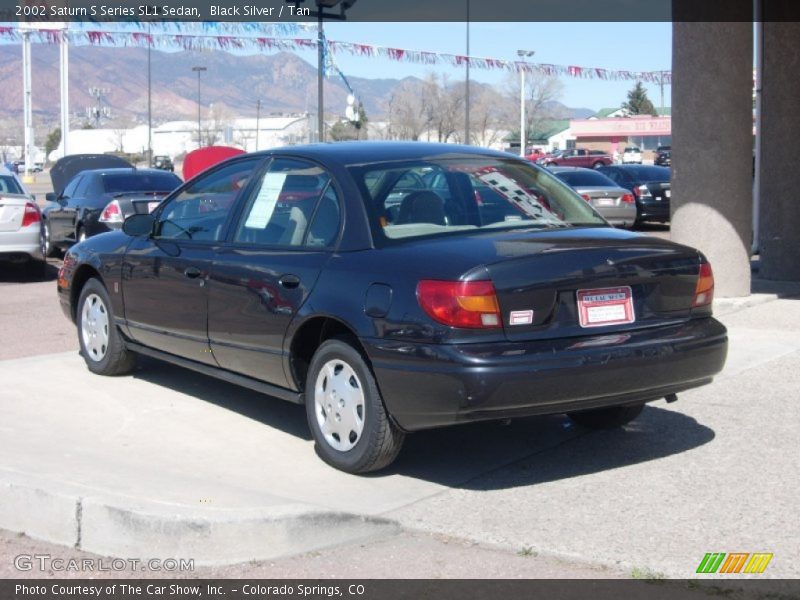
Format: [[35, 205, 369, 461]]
[[102, 172, 181, 194], [350, 157, 606, 242], [0, 175, 24, 195], [555, 170, 616, 187], [624, 147, 640, 152], [624, 166, 671, 181]]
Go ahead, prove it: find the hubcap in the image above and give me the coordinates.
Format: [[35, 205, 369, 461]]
[[314, 359, 365, 452], [81, 293, 109, 362]]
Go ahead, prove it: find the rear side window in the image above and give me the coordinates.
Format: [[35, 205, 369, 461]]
[[235, 158, 340, 248], [0, 175, 23, 195]]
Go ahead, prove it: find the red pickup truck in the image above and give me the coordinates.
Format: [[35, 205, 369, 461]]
[[540, 148, 613, 169]]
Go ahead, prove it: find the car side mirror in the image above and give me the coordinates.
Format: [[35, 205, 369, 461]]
[[45, 192, 57, 203], [122, 213, 156, 237]]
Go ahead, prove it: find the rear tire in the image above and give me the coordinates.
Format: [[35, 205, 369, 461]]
[[77, 278, 137, 376], [568, 403, 644, 429], [305, 338, 404, 473]]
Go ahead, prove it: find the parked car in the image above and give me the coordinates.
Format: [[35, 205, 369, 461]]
[[597, 164, 672, 226], [42, 155, 182, 256], [621, 147, 643, 164], [655, 146, 672, 167], [57, 142, 727, 473], [0, 165, 45, 276], [541, 148, 613, 169], [151, 155, 174, 172], [550, 166, 637, 228]]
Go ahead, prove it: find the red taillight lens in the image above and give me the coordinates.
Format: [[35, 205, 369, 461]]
[[21, 202, 41, 227], [621, 193, 635, 203], [417, 280, 501, 329], [693, 263, 715, 307], [99, 200, 123, 224]]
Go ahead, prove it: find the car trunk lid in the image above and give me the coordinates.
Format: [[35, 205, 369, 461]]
[[0, 195, 30, 232], [481, 230, 701, 342], [574, 186, 632, 209]]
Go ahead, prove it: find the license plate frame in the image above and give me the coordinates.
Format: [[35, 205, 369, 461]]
[[576, 286, 635, 328]]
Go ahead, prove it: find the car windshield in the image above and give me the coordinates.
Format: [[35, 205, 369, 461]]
[[624, 147, 640, 153], [0, 175, 24, 195], [351, 157, 606, 242], [102, 172, 181, 194], [555, 170, 616, 187]]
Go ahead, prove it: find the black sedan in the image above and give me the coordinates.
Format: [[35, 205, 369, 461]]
[[43, 156, 181, 255], [597, 165, 672, 226], [57, 143, 727, 473]]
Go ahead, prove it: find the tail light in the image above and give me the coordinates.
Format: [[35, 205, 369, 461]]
[[621, 193, 635, 203], [692, 263, 715, 307], [417, 280, 501, 329], [21, 202, 41, 227], [99, 200, 124, 224], [580, 194, 592, 202]]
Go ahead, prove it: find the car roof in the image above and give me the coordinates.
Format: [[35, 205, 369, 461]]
[[547, 166, 594, 173], [249, 141, 517, 167]]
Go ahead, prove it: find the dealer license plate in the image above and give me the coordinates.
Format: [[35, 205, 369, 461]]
[[576, 286, 635, 328], [596, 198, 614, 207], [665, 189, 671, 198]]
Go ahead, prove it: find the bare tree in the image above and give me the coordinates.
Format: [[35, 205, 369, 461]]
[[109, 116, 134, 153], [386, 80, 428, 141], [504, 70, 565, 143], [469, 86, 508, 148], [202, 103, 233, 147]]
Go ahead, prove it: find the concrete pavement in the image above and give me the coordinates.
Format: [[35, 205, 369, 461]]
[[0, 290, 798, 576]]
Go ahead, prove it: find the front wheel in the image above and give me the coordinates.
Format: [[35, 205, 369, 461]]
[[568, 403, 644, 429], [305, 338, 404, 473], [592, 161, 604, 169], [77, 278, 137, 376]]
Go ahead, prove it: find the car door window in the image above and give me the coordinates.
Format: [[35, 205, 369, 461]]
[[155, 158, 261, 242], [73, 175, 92, 199], [61, 175, 82, 200], [234, 158, 340, 248]]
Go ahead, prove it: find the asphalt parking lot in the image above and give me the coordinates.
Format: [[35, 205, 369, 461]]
[[0, 174, 797, 579]]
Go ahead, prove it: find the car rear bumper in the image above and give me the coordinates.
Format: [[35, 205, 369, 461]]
[[596, 205, 637, 227], [638, 201, 670, 222], [0, 228, 41, 260], [364, 317, 727, 431]]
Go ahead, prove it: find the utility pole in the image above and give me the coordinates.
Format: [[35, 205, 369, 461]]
[[147, 22, 152, 166], [21, 28, 33, 178], [517, 50, 535, 157], [285, 1, 357, 143], [59, 25, 69, 158], [464, 0, 470, 145], [192, 66, 206, 147]]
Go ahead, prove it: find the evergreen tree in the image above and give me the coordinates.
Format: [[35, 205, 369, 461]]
[[621, 82, 656, 116]]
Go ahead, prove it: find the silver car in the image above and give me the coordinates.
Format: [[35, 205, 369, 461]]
[[0, 166, 45, 276], [550, 166, 637, 228]]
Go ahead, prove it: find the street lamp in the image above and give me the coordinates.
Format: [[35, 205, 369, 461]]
[[192, 66, 207, 147], [517, 49, 535, 157], [285, 0, 357, 143]]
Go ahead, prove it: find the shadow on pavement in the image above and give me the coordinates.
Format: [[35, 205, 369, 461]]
[[132, 357, 714, 490], [0, 259, 59, 283]]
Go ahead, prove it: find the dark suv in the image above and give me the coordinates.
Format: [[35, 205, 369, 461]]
[[151, 155, 174, 172], [654, 146, 671, 167]]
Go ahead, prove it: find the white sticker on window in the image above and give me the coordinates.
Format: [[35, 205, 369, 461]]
[[244, 172, 287, 229]]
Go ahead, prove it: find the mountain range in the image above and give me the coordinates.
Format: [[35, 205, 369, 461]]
[[0, 44, 595, 131]]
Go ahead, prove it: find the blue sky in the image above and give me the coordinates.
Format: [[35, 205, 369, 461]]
[[321, 22, 673, 111]]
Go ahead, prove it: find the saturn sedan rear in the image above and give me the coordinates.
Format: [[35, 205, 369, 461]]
[[57, 142, 727, 473]]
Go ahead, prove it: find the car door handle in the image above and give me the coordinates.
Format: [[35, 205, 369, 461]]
[[183, 267, 203, 279], [279, 274, 301, 289]]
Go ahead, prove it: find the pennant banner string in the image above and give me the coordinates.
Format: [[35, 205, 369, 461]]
[[0, 24, 672, 84]]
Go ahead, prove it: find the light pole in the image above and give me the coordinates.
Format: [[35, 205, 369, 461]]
[[285, 0, 357, 143], [255, 99, 261, 151], [517, 50, 535, 157], [465, 0, 470, 145], [147, 22, 152, 166], [192, 66, 206, 147]]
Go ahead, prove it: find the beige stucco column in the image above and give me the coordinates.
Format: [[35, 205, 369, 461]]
[[671, 22, 753, 297]]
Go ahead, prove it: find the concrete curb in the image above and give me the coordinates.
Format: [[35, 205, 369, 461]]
[[0, 471, 400, 565]]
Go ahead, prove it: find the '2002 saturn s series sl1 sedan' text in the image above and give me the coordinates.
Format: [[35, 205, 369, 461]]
[[57, 143, 727, 473]]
